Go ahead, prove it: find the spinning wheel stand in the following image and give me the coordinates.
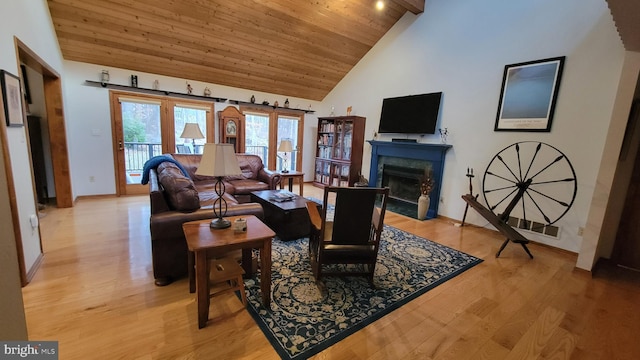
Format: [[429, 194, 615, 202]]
[[461, 167, 477, 226], [461, 142, 578, 259], [462, 193, 533, 258]]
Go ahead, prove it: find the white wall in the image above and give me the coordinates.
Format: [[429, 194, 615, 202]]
[[0, 0, 65, 339], [320, 0, 627, 257], [62, 61, 320, 196], [578, 51, 640, 269]]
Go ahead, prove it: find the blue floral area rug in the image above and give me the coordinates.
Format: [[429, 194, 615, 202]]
[[244, 225, 483, 360]]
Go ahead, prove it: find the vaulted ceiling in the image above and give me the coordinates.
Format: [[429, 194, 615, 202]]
[[46, 1, 640, 102], [47, 0, 424, 101]]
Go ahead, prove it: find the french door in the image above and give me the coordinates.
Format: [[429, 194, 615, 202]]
[[110, 91, 213, 195], [277, 115, 301, 172]]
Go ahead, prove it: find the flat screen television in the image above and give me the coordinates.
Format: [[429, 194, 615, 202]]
[[378, 92, 442, 134]]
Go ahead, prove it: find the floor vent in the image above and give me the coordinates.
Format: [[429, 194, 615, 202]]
[[501, 215, 560, 239]]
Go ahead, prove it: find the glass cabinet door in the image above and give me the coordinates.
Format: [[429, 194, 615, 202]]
[[333, 120, 343, 159], [315, 159, 331, 185], [330, 163, 350, 187], [342, 122, 353, 160]]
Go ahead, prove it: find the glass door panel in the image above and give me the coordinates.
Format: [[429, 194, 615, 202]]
[[342, 122, 353, 160], [330, 163, 350, 187], [116, 97, 163, 194], [334, 120, 343, 159], [174, 105, 208, 154], [277, 115, 300, 172], [244, 113, 270, 163], [316, 159, 330, 185]]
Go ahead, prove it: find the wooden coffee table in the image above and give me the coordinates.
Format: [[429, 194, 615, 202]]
[[250, 190, 321, 241], [183, 215, 275, 328]]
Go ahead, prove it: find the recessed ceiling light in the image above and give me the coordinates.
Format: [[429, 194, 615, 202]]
[[376, 1, 384, 11]]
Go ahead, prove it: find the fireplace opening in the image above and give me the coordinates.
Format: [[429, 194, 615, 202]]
[[381, 164, 424, 205]]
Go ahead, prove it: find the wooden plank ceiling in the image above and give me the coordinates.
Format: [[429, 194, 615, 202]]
[[47, 0, 424, 101], [606, 0, 640, 52]]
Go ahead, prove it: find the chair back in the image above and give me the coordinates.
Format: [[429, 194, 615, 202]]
[[323, 186, 389, 245], [176, 144, 192, 154]]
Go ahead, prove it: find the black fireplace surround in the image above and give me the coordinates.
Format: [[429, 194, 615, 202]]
[[368, 141, 451, 219]]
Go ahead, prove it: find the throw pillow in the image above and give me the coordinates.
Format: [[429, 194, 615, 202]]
[[157, 162, 200, 211]]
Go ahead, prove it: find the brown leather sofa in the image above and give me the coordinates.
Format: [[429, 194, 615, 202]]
[[148, 153, 281, 286]]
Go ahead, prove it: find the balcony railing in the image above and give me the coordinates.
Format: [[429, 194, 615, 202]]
[[244, 145, 298, 171], [244, 145, 268, 161], [125, 143, 297, 175], [125, 142, 162, 172]]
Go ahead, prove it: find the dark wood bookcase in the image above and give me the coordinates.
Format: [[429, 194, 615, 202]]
[[313, 116, 365, 187]]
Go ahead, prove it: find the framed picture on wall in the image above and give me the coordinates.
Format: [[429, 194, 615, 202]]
[[494, 56, 565, 132], [1, 70, 25, 127]]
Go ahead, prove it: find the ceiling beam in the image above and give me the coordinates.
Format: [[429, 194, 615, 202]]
[[392, 0, 425, 14]]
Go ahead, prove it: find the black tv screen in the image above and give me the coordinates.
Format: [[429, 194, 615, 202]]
[[378, 92, 442, 134]]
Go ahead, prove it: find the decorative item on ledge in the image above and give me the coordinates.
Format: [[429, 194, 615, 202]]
[[83, 80, 227, 102], [227, 99, 315, 113], [439, 128, 448, 144], [100, 70, 109, 87], [83, 80, 315, 113]]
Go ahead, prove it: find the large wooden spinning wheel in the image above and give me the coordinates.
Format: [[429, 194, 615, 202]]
[[463, 141, 577, 258], [482, 141, 577, 227]]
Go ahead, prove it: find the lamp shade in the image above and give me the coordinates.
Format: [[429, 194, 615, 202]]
[[180, 123, 205, 139], [196, 143, 242, 177], [278, 139, 293, 152]]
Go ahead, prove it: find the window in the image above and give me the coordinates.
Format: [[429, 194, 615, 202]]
[[240, 106, 304, 171]]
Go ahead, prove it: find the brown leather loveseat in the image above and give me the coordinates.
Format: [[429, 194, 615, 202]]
[[148, 153, 281, 285]]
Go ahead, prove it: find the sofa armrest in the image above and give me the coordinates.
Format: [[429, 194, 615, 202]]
[[258, 168, 282, 190], [149, 169, 170, 214]]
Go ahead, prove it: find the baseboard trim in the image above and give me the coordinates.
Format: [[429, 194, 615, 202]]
[[24, 252, 44, 286], [74, 194, 118, 203]]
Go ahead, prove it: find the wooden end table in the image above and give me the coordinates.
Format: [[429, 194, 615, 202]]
[[278, 170, 304, 195], [183, 215, 275, 329]]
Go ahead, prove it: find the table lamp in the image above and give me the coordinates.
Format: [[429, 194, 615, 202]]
[[180, 123, 205, 152], [196, 143, 242, 229], [278, 139, 293, 173]]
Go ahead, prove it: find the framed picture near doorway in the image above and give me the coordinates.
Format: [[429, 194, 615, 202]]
[[1, 70, 25, 127], [494, 56, 565, 132]]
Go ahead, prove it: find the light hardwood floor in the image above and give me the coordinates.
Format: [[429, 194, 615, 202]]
[[23, 184, 640, 359]]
